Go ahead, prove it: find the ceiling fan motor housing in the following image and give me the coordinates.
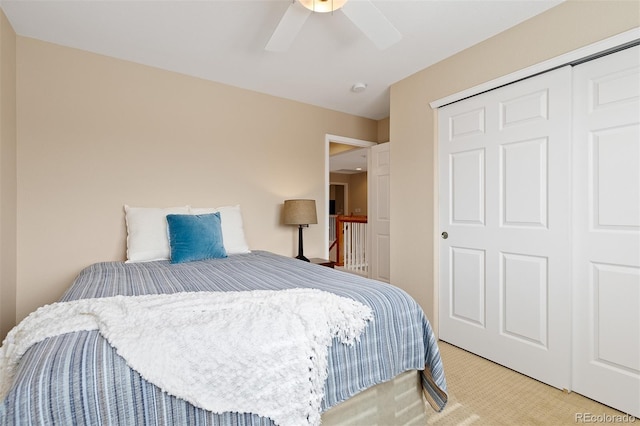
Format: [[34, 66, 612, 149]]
[[298, 0, 348, 13]]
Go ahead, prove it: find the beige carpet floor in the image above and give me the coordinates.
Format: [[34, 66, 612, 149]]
[[428, 341, 629, 425]]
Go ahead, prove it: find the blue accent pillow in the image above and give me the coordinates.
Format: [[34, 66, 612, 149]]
[[166, 213, 227, 264]]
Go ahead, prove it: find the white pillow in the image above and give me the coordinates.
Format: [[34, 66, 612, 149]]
[[124, 205, 190, 262], [189, 205, 251, 254]]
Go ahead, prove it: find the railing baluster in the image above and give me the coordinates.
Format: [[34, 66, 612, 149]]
[[335, 215, 367, 275]]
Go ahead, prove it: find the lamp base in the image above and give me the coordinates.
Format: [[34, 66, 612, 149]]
[[295, 224, 310, 262]]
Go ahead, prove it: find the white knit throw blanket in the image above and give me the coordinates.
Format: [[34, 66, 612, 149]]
[[0, 289, 373, 426]]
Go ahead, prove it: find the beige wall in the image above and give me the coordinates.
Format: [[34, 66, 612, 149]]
[[348, 172, 367, 216], [329, 142, 357, 156], [0, 9, 17, 340], [11, 37, 377, 330], [329, 172, 368, 216], [390, 0, 639, 329], [377, 117, 389, 143]]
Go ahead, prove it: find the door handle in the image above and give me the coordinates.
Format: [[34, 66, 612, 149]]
[[441, 232, 448, 239]]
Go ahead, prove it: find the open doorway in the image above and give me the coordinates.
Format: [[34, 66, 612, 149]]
[[329, 183, 347, 216], [324, 134, 376, 264]]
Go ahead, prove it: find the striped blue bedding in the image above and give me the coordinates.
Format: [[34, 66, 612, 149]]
[[0, 250, 447, 425]]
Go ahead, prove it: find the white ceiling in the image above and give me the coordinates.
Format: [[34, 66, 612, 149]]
[[0, 0, 564, 120], [330, 147, 368, 173]]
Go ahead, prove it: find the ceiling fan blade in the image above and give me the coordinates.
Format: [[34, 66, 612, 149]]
[[341, 0, 401, 50], [265, 2, 312, 52]]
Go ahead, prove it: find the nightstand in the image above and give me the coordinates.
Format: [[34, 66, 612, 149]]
[[309, 258, 336, 268]]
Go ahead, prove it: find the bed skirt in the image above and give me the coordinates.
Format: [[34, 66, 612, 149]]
[[322, 370, 427, 425]]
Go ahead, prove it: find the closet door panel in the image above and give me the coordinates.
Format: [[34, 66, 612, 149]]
[[593, 126, 639, 228], [500, 138, 548, 227], [439, 66, 573, 390], [572, 45, 640, 417]]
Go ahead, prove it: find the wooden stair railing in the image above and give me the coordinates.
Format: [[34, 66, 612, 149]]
[[335, 215, 368, 267]]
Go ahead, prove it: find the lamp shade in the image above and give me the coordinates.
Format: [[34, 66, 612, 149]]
[[283, 199, 318, 225]]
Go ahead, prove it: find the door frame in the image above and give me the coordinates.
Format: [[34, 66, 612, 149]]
[[324, 134, 376, 257]]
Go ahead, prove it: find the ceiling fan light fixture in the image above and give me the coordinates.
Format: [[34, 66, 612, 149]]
[[298, 0, 348, 13]]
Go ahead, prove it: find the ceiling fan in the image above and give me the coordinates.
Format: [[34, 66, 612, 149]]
[[265, 0, 402, 52]]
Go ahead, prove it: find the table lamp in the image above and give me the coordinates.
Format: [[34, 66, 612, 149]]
[[283, 199, 317, 261]]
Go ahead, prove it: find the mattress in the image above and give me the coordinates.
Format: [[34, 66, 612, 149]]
[[0, 250, 447, 425]]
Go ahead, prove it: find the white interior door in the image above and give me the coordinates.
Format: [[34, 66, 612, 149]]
[[572, 45, 640, 417], [368, 142, 390, 282], [438, 67, 573, 389]]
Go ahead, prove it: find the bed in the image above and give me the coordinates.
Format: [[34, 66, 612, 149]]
[[0, 206, 447, 425]]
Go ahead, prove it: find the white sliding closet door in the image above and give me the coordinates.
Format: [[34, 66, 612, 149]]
[[438, 67, 573, 390], [572, 45, 640, 417]]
